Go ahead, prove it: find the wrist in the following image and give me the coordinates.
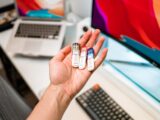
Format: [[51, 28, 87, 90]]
[[28, 84, 71, 120], [45, 84, 72, 104], [44, 84, 71, 112], [32, 84, 71, 120]]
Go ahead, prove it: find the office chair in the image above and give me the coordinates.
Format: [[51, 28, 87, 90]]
[[0, 76, 31, 120], [0, 46, 34, 119]]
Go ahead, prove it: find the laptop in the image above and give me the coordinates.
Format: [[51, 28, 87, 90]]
[[7, 0, 66, 57]]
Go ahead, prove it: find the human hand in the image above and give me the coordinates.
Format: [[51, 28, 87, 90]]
[[49, 29, 108, 98]]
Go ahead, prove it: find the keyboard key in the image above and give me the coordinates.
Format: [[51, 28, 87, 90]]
[[93, 84, 100, 91], [85, 106, 101, 120]]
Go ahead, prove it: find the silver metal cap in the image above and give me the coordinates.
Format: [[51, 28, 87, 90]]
[[72, 43, 80, 50]]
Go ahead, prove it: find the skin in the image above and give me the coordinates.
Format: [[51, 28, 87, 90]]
[[27, 29, 108, 120]]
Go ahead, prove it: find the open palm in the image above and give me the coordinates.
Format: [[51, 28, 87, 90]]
[[49, 30, 108, 98]]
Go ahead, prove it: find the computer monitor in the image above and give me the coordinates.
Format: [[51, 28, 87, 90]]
[[15, 0, 65, 19], [92, 0, 160, 67]]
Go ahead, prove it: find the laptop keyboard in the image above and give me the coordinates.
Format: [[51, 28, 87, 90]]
[[15, 23, 61, 39], [76, 84, 134, 120]]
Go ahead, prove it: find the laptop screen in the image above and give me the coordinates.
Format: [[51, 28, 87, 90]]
[[15, 0, 65, 20]]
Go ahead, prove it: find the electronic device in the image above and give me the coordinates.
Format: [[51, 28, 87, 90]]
[[91, 0, 160, 112], [76, 84, 133, 120], [87, 48, 95, 71], [6, 0, 66, 57], [79, 47, 87, 70], [72, 43, 80, 67], [92, 0, 160, 67], [75, 18, 91, 42]]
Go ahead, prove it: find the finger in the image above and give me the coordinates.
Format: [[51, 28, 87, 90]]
[[54, 45, 71, 61], [93, 36, 105, 57], [79, 30, 92, 47], [95, 48, 108, 69], [86, 29, 100, 47]]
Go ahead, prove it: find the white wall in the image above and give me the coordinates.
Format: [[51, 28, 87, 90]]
[[0, 0, 13, 7], [69, 0, 92, 18]]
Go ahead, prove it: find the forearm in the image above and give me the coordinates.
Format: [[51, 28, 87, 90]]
[[27, 84, 71, 120]]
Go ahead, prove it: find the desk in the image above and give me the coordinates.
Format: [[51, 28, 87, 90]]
[[0, 21, 160, 120]]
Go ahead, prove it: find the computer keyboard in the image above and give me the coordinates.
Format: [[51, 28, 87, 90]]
[[15, 23, 61, 39], [76, 84, 134, 120]]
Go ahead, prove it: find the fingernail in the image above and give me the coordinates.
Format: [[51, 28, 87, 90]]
[[96, 29, 100, 33], [101, 36, 105, 40]]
